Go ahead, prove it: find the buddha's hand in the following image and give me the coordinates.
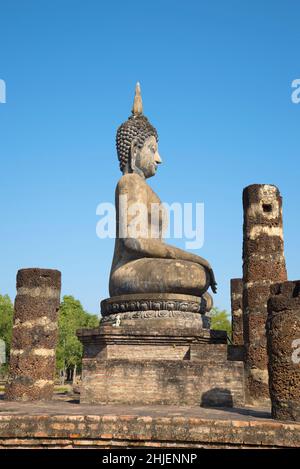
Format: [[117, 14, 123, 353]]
[[209, 268, 217, 294]]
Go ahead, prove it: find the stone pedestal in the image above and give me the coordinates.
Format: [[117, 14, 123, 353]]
[[242, 184, 287, 404], [267, 281, 300, 421], [78, 293, 245, 407], [5, 268, 61, 401]]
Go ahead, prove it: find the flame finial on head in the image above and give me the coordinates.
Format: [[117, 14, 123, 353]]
[[132, 82, 143, 116]]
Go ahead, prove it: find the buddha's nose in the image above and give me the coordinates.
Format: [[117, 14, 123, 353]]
[[155, 152, 162, 164]]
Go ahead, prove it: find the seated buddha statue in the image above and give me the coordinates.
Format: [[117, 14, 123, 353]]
[[109, 83, 217, 299]]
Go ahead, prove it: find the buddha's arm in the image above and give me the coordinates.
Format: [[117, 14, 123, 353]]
[[117, 174, 217, 292], [124, 238, 217, 293], [124, 237, 209, 267]]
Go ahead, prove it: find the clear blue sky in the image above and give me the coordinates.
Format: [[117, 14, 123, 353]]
[[0, 0, 299, 315]]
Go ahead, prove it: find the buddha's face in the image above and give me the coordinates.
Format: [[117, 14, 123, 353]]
[[131, 135, 162, 179]]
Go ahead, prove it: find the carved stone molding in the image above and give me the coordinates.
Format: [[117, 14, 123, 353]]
[[101, 293, 211, 318], [101, 311, 211, 327]]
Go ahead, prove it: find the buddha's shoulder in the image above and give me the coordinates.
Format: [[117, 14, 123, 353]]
[[116, 173, 147, 191]]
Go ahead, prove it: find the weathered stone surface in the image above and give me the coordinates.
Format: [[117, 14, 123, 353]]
[[11, 324, 58, 349], [243, 311, 269, 346], [242, 184, 287, 404], [78, 325, 229, 362], [78, 300, 244, 406], [243, 256, 286, 283], [267, 280, 300, 421], [5, 268, 61, 401], [8, 355, 56, 381], [100, 293, 212, 331], [0, 400, 299, 448], [243, 233, 285, 256], [101, 292, 213, 316], [231, 278, 243, 345], [13, 296, 60, 322], [243, 283, 272, 308], [16, 268, 61, 289], [80, 359, 244, 407]]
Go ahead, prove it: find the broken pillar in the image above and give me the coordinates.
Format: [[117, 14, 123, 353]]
[[231, 278, 243, 346], [267, 281, 300, 421], [242, 184, 287, 404], [5, 268, 61, 401]]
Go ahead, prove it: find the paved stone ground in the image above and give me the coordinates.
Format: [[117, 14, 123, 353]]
[[0, 396, 299, 448], [0, 395, 270, 420]]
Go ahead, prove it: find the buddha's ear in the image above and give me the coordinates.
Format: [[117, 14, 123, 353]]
[[130, 139, 139, 172]]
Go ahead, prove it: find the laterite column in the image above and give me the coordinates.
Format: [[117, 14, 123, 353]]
[[5, 268, 61, 401], [267, 281, 300, 421], [231, 278, 243, 345], [242, 184, 287, 404]]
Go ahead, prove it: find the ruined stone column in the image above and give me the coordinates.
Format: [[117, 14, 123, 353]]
[[231, 278, 243, 345], [267, 281, 300, 421], [242, 184, 287, 404], [5, 268, 61, 401]]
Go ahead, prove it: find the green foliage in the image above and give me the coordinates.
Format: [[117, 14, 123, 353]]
[[56, 295, 99, 376], [209, 307, 232, 337], [0, 294, 14, 361]]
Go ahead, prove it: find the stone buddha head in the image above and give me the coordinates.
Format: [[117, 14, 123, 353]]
[[116, 83, 162, 179]]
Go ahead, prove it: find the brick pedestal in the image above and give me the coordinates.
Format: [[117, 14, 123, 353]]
[[78, 293, 244, 407], [5, 268, 61, 401], [267, 281, 300, 421]]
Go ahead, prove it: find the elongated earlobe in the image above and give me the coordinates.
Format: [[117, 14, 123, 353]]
[[128, 139, 139, 173], [130, 139, 144, 178], [130, 140, 137, 172]]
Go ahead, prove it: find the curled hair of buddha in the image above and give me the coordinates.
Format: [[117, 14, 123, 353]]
[[116, 83, 158, 172]]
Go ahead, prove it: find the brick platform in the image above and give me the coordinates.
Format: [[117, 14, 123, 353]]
[[0, 399, 299, 448], [80, 358, 244, 407], [78, 326, 245, 407]]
